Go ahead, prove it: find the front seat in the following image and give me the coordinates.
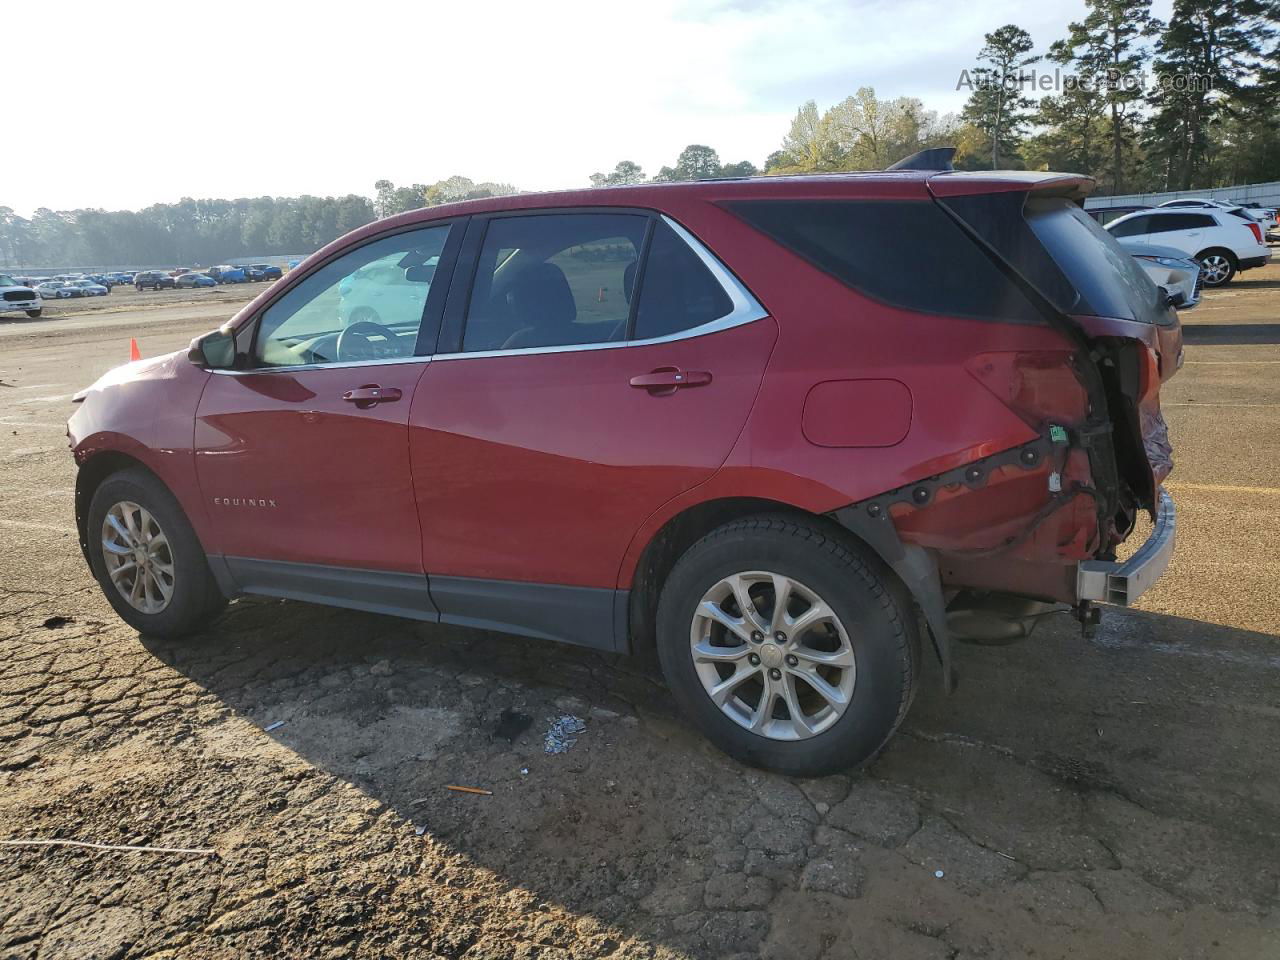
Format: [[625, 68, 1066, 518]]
[[501, 262, 579, 349]]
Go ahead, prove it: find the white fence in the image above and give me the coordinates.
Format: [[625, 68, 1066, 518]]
[[1084, 180, 1280, 210]]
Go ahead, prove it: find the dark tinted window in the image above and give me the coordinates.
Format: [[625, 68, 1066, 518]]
[[463, 214, 647, 351], [633, 221, 733, 339], [1148, 213, 1215, 233], [1025, 198, 1167, 325], [728, 199, 1041, 322], [1108, 215, 1151, 237]]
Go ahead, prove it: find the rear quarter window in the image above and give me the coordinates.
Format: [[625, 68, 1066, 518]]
[[1025, 198, 1167, 325], [726, 199, 1042, 324]]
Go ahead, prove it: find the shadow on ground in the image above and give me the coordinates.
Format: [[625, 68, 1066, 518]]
[[82, 598, 1280, 958], [1180, 323, 1280, 345]]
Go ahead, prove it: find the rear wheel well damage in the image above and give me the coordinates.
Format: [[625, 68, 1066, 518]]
[[625, 498, 929, 671]]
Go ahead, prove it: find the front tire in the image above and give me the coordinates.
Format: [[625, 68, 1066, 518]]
[[656, 516, 919, 777], [1196, 249, 1236, 287], [25, 309, 41, 318], [87, 468, 226, 638]]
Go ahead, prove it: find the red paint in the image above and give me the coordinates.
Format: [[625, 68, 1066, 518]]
[[408, 319, 777, 587], [69, 168, 1179, 613], [802, 379, 912, 448], [193, 364, 429, 572]]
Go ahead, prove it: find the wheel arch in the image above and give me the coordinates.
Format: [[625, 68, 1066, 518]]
[[623, 496, 920, 663], [74, 451, 156, 564]]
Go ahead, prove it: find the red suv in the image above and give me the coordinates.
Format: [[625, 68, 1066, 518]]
[[69, 155, 1180, 775]]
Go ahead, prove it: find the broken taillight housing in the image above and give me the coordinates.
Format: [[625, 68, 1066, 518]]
[[964, 351, 1088, 428]]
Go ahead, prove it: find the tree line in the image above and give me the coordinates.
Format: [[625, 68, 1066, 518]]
[[0, 175, 520, 270], [591, 0, 1278, 194]]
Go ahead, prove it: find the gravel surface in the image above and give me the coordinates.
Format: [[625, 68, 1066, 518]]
[[1, 263, 1278, 959]]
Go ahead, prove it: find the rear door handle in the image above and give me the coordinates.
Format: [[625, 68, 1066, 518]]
[[629, 367, 713, 395], [342, 384, 402, 407]]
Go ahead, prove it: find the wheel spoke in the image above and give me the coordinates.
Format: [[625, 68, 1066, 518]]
[[102, 538, 133, 556], [769, 574, 793, 634], [794, 667, 849, 708], [150, 569, 173, 602], [107, 561, 137, 582], [792, 644, 855, 668], [698, 600, 754, 644], [708, 666, 759, 707], [692, 639, 751, 664], [780, 674, 816, 737], [728, 574, 766, 632], [105, 514, 133, 545], [749, 679, 776, 731], [787, 600, 835, 637]]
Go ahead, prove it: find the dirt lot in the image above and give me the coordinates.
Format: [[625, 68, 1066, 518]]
[[1, 265, 1278, 959]]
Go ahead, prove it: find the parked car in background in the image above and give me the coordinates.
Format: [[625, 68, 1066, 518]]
[[1229, 200, 1279, 232], [65, 279, 110, 297], [242, 265, 266, 282], [68, 160, 1183, 775], [36, 281, 77, 299], [1159, 198, 1276, 232], [248, 263, 283, 281], [208, 265, 247, 284], [1115, 241, 1201, 309], [0, 274, 42, 318], [1106, 207, 1271, 286], [1084, 203, 1152, 227], [175, 272, 218, 288], [134, 271, 177, 291]]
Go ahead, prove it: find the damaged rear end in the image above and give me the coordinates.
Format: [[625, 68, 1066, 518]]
[[896, 172, 1181, 632]]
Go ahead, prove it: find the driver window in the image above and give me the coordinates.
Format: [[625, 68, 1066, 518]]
[[255, 224, 451, 367]]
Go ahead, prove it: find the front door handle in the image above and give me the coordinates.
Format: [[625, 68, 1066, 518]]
[[629, 367, 713, 395], [342, 384, 402, 407]]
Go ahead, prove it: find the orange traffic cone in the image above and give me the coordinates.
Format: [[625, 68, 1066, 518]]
[[129, 338, 141, 362]]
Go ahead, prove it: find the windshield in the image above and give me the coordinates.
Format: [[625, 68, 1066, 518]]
[[0, 275, 16, 287]]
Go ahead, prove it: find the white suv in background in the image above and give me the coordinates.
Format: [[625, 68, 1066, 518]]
[[1161, 197, 1278, 233], [1106, 207, 1271, 287], [0, 274, 42, 318]]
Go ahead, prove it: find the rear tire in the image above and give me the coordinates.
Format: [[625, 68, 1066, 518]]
[[655, 515, 919, 776], [1196, 248, 1236, 287], [87, 468, 227, 638]]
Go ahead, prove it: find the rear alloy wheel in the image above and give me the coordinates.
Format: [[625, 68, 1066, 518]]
[[690, 571, 856, 740], [1197, 250, 1236, 287], [656, 516, 919, 776], [87, 468, 226, 637]]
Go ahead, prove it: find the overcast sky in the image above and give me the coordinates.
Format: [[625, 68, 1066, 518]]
[[8, 0, 1172, 215]]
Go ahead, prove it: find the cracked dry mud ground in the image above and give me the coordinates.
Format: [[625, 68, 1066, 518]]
[[3, 274, 1280, 958]]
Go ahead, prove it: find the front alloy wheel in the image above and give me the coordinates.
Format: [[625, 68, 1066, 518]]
[[101, 500, 175, 613], [691, 571, 855, 740], [1198, 252, 1234, 286]]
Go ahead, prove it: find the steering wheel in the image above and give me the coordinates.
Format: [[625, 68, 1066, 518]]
[[335, 320, 398, 362]]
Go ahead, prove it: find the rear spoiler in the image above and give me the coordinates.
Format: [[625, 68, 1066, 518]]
[[927, 170, 1095, 202]]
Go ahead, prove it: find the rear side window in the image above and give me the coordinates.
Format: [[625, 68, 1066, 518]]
[[633, 221, 733, 340], [1108, 215, 1151, 238], [1024, 198, 1167, 325], [1148, 213, 1214, 233], [727, 199, 1041, 323], [463, 214, 647, 352]]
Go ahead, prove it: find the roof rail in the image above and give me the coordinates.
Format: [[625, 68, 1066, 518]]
[[886, 147, 956, 172]]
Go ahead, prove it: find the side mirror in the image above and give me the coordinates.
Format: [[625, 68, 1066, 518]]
[[188, 323, 240, 369]]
